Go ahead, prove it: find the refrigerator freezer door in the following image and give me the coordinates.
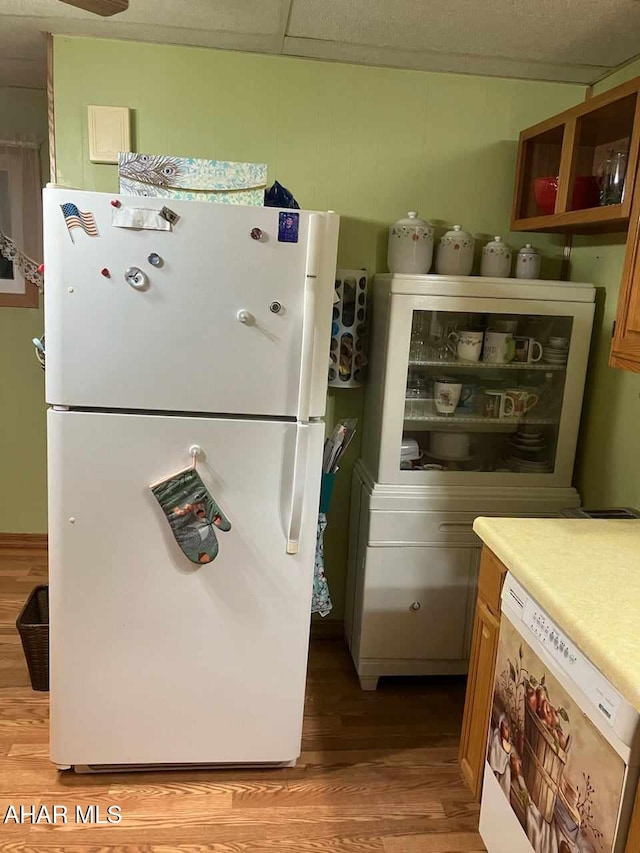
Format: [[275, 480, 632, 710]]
[[44, 188, 338, 418], [48, 409, 323, 766]]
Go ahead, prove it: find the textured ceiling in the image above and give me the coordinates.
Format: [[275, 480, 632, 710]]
[[1, 0, 639, 90]]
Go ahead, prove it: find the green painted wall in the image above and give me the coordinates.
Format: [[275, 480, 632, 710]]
[[572, 58, 640, 509], [0, 87, 48, 534], [51, 36, 584, 617]]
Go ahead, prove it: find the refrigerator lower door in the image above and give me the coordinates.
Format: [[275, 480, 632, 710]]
[[44, 188, 338, 418], [48, 410, 323, 767]]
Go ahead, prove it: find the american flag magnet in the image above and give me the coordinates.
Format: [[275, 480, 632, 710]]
[[60, 203, 99, 243]]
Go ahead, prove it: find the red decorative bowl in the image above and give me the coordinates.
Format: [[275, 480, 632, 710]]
[[534, 177, 558, 215], [572, 175, 600, 210], [534, 175, 600, 215]]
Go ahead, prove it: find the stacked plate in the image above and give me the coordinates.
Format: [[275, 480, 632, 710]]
[[504, 429, 552, 473], [543, 341, 569, 366]]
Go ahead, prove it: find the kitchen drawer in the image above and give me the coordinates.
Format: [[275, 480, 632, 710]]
[[368, 510, 480, 546], [359, 545, 475, 661]]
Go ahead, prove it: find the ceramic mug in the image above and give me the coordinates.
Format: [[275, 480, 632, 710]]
[[483, 389, 514, 419], [450, 330, 484, 362], [506, 389, 539, 415], [434, 378, 471, 415], [459, 383, 480, 412], [483, 331, 515, 364], [513, 336, 543, 363]]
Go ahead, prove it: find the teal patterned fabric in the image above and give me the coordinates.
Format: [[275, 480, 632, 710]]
[[151, 468, 231, 565], [312, 513, 333, 617]]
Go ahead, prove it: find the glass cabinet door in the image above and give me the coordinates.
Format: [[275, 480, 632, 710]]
[[401, 309, 572, 475]]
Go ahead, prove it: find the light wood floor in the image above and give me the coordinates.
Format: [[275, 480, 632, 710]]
[[0, 539, 485, 852]]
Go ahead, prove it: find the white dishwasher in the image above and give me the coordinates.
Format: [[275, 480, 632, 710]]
[[480, 573, 640, 853]]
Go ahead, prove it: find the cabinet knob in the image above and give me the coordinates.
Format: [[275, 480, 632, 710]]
[[237, 309, 255, 325], [410, 601, 421, 611]]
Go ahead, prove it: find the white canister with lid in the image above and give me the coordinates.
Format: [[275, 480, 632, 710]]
[[435, 225, 475, 276], [515, 243, 541, 279], [480, 236, 512, 278], [387, 211, 434, 274]]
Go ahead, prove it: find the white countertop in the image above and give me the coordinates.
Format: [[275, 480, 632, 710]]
[[473, 517, 640, 712]]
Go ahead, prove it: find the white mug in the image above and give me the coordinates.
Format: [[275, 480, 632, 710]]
[[513, 336, 543, 363], [434, 379, 471, 415], [451, 330, 484, 362], [483, 389, 514, 419], [483, 332, 515, 364]]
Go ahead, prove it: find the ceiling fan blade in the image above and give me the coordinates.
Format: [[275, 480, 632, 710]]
[[59, 0, 129, 16]]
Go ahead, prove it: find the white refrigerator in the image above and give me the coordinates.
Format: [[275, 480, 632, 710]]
[[43, 187, 339, 770]]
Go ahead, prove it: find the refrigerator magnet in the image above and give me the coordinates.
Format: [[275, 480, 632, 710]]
[[278, 211, 299, 243], [61, 203, 99, 243], [160, 206, 179, 225]]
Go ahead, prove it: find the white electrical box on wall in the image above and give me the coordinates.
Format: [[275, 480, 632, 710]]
[[88, 105, 131, 164]]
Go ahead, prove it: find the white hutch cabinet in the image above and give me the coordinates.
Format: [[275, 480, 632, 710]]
[[346, 274, 595, 690]]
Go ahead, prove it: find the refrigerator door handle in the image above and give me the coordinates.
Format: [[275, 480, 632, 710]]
[[286, 423, 309, 555], [296, 214, 325, 423]]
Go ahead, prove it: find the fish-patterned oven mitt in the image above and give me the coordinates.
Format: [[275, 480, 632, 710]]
[[151, 468, 231, 564]]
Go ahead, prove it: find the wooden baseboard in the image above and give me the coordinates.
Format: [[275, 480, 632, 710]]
[[310, 618, 344, 640], [0, 533, 48, 549]]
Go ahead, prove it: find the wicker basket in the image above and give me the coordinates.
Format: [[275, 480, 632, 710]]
[[522, 703, 568, 822], [16, 585, 49, 692]]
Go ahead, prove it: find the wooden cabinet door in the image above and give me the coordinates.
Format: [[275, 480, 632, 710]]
[[624, 782, 640, 852], [459, 598, 500, 801], [611, 175, 640, 372]]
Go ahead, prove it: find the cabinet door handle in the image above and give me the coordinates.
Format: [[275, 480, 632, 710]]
[[410, 601, 421, 611], [439, 522, 474, 533]]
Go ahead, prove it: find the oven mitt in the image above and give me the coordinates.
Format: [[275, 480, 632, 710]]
[[151, 468, 231, 564]]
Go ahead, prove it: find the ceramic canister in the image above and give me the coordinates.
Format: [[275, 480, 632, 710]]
[[387, 211, 434, 274], [480, 236, 512, 278], [515, 243, 542, 279], [435, 225, 474, 276]]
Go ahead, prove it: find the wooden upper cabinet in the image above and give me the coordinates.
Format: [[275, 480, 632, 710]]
[[610, 179, 640, 371], [512, 77, 640, 234]]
